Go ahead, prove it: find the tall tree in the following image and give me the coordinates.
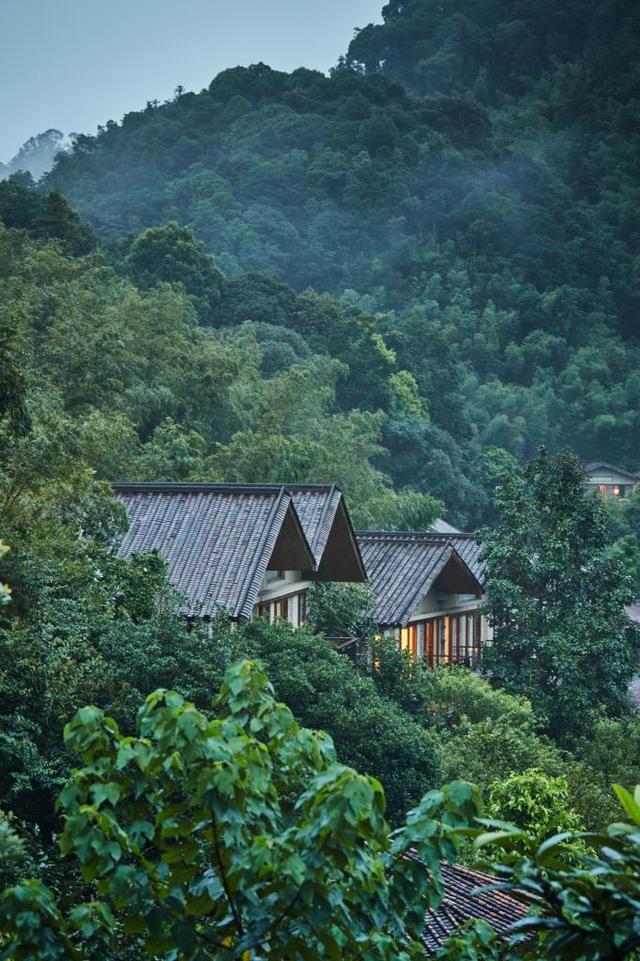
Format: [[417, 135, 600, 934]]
[[126, 221, 224, 323], [481, 447, 637, 739]]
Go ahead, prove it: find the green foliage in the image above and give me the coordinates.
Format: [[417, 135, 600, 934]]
[[0, 661, 482, 961], [306, 581, 377, 642], [31, 0, 640, 523], [347, 0, 594, 97], [481, 448, 638, 739], [0, 216, 424, 526], [0, 174, 95, 255], [420, 667, 533, 731], [126, 221, 224, 323], [606, 488, 640, 595], [367, 635, 436, 725], [475, 784, 640, 960], [487, 769, 584, 840], [230, 618, 444, 822], [436, 920, 500, 961], [579, 714, 640, 794], [363, 651, 617, 835]]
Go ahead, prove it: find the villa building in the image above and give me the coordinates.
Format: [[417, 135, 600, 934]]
[[356, 531, 487, 667], [114, 482, 488, 667], [114, 483, 366, 625]]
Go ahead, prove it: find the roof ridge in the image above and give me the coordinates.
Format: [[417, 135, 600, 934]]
[[236, 486, 290, 618], [584, 461, 639, 478], [308, 482, 338, 558], [113, 481, 341, 495], [356, 529, 475, 540]]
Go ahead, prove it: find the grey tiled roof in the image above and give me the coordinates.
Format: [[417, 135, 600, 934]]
[[585, 461, 639, 480], [422, 863, 530, 955], [114, 484, 313, 619], [430, 518, 461, 534], [288, 485, 344, 564], [357, 531, 481, 627], [113, 482, 365, 618]]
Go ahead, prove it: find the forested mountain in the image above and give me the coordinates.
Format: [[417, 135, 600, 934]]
[[0, 179, 443, 531], [4, 7, 640, 954], [38, 0, 640, 522]]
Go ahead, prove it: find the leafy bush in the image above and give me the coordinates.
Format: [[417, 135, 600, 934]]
[[487, 769, 584, 839], [475, 785, 640, 960], [420, 666, 533, 730]]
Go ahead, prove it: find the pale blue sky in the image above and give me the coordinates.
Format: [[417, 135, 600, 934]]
[[1, 0, 383, 162]]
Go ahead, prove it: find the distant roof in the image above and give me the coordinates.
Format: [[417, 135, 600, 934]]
[[114, 483, 365, 619], [626, 602, 640, 624], [356, 531, 483, 626], [422, 863, 530, 955], [430, 518, 462, 534], [585, 462, 639, 481]]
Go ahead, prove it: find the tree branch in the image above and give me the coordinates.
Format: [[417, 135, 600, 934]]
[[211, 810, 244, 937]]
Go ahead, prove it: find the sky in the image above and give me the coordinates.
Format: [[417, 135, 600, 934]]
[[0, 0, 383, 162]]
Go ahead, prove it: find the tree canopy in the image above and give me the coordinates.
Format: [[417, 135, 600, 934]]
[[30, 0, 640, 523], [481, 448, 638, 738]]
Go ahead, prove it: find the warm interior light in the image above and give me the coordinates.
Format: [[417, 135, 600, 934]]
[[613, 486, 620, 496]]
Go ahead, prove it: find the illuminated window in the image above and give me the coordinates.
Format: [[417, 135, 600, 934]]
[[298, 591, 308, 624], [405, 614, 482, 668]]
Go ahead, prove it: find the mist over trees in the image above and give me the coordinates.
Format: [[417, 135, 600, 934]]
[[0, 130, 72, 182], [35, 0, 640, 528]]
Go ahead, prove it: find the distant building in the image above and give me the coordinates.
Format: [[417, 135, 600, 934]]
[[585, 462, 639, 499], [430, 518, 462, 534]]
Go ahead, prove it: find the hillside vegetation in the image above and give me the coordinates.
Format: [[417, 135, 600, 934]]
[[36, 0, 640, 527]]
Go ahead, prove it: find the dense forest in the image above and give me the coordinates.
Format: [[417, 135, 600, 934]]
[[36, 0, 640, 531], [2, 1, 640, 957]]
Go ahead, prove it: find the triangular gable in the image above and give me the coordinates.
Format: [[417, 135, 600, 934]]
[[290, 485, 367, 582], [425, 532, 485, 584]]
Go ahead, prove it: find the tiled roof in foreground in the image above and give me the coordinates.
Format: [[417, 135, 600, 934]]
[[356, 531, 483, 627], [422, 863, 530, 955]]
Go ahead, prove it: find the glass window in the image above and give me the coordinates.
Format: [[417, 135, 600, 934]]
[[407, 613, 482, 668], [298, 590, 308, 625], [275, 597, 288, 621]]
